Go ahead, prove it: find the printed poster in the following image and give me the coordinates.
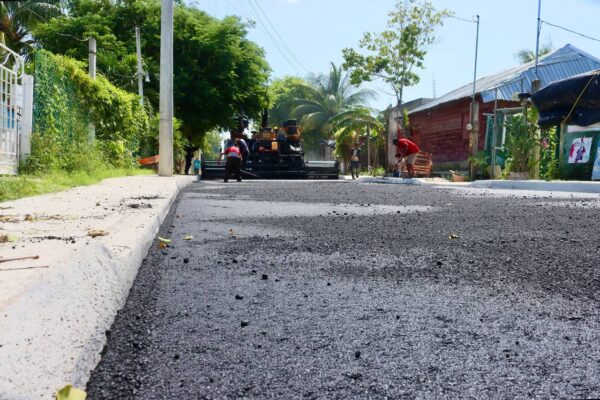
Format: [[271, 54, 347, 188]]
[[593, 143, 600, 180], [568, 137, 593, 164]]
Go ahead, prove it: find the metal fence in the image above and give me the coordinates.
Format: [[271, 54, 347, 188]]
[[0, 44, 24, 175]]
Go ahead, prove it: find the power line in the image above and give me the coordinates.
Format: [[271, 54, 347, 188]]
[[244, 0, 302, 75], [250, 0, 310, 74], [53, 32, 90, 42], [448, 14, 477, 24], [541, 20, 600, 43]]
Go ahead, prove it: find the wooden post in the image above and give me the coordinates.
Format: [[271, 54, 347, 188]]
[[469, 101, 480, 180]]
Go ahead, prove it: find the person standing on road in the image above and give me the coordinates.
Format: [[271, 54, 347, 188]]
[[350, 142, 361, 179], [193, 157, 200, 175], [238, 137, 249, 165], [396, 138, 420, 179], [218, 140, 243, 182]]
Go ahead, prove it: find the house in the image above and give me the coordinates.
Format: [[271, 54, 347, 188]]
[[389, 44, 600, 171]]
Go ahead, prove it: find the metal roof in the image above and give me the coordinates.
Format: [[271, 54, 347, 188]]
[[410, 44, 600, 114]]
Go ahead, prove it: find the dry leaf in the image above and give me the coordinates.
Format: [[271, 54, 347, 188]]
[[158, 242, 167, 249], [88, 229, 108, 238], [0, 215, 18, 223], [0, 234, 18, 243]]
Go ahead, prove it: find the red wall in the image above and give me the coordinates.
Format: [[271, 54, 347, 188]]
[[407, 96, 517, 165]]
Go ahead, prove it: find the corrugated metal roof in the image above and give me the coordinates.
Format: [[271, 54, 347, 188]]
[[410, 44, 600, 114]]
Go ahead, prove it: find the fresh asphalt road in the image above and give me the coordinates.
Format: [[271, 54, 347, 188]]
[[86, 180, 600, 399]]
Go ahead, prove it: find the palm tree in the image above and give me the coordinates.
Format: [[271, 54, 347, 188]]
[[0, 0, 62, 59], [287, 62, 377, 153], [516, 41, 553, 64], [330, 107, 385, 171]]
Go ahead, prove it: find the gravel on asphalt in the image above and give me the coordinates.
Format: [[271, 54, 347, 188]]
[[86, 180, 600, 399]]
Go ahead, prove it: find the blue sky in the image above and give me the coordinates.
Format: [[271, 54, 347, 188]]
[[193, 0, 600, 111]]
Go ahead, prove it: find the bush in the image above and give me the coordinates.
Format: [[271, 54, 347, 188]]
[[24, 51, 154, 173]]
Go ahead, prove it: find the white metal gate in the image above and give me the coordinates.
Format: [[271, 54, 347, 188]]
[[0, 44, 24, 175]]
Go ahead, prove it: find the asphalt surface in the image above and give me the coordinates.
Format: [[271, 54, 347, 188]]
[[86, 180, 600, 399]]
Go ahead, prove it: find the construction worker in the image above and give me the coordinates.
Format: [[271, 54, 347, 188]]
[[396, 138, 420, 179], [218, 140, 242, 182], [350, 142, 361, 179]]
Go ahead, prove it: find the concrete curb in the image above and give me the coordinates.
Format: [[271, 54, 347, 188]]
[[0, 176, 194, 400], [358, 176, 600, 194], [469, 179, 600, 194]]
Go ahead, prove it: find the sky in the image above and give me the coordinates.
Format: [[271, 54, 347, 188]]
[[191, 0, 600, 111]]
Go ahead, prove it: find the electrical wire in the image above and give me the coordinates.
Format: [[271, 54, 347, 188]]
[[560, 71, 599, 126], [447, 14, 477, 24], [244, 0, 302, 75], [53, 32, 90, 42], [250, 0, 310, 74], [541, 20, 600, 43]]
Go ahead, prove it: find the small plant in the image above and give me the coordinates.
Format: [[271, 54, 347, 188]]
[[503, 113, 538, 173], [468, 151, 489, 177]]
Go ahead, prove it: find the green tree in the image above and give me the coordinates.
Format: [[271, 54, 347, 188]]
[[515, 41, 553, 64], [330, 107, 385, 167], [287, 62, 376, 151], [0, 0, 62, 59], [342, 0, 451, 105], [200, 129, 225, 160], [267, 75, 313, 124], [33, 0, 270, 142]]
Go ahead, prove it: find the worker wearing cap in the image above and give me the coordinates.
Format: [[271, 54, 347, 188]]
[[396, 138, 420, 179], [218, 140, 242, 182]]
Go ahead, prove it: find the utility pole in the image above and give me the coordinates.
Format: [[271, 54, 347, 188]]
[[158, 0, 174, 176], [135, 27, 144, 106], [534, 0, 542, 78], [468, 15, 480, 181], [88, 37, 96, 143]]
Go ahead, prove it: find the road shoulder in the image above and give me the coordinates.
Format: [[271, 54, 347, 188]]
[[0, 175, 195, 400]]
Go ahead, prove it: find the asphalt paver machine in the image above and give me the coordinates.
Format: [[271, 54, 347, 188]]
[[201, 118, 339, 180]]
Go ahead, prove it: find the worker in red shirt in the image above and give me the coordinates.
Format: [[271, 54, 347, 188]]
[[396, 138, 420, 179], [218, 140, 242, 182]]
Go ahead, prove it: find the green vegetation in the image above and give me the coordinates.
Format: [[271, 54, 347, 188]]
[[33, 0, 270, 142], [503, 112, 540, 174], [271, 63, 376, 153], [0, 0, 62, 60], [342, 0, 452, 105], [267, 76, 314, 124], [330, 107, 385, 166], [516, 41, 553, 64], [539, 128, 560, 180], [25, 50, 153, 173], [0, 168, 152, 202]]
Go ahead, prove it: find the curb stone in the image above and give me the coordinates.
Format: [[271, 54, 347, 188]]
[[0, 176, 194, 400]]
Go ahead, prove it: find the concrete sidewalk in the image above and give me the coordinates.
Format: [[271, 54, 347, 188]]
[[0, 175, 194, 400], [359, 176, 600, 194]]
